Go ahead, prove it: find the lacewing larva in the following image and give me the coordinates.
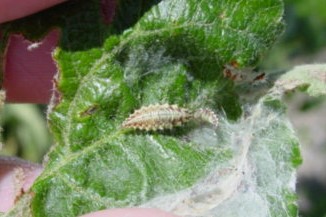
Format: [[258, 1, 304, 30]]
[[121, 104, 218, 131], [121, 104, 192, 131]]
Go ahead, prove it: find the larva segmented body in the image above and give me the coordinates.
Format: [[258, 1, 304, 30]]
[[121, 104, 218, 131], [122, 104, 192, 131]]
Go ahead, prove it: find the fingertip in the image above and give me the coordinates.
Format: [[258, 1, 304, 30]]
[[0, 156, 43, 212], [3, 29, 60, 103], [0, 0, 67, 24]]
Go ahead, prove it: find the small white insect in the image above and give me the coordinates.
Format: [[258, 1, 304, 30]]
[[121, 104, 218, 131], [27, 42, 43, 51]]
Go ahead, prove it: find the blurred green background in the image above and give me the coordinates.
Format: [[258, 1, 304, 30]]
[[1, 0, 326, 216], [263, 0, 326, 69], [0, 104, 52, 162], [263, 1, 326, 215]]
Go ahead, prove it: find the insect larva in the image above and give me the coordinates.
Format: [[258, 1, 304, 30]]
[[121, 104, 218, 131], [193, 108, 219, 127], [121, 104, 192, 131]]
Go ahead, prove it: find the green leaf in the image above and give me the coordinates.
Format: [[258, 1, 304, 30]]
[[3, 0, 305, 217], [274, 64, 326, 97]]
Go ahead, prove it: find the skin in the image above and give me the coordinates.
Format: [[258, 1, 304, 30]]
[[0, 1, 178, 216]]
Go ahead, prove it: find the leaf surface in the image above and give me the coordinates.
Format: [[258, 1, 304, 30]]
[[2, 1, 311, 217]]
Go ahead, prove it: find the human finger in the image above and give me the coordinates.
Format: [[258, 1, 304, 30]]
[[0, 0, 67, 24]]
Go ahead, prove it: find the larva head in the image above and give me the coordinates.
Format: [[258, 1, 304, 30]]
[[194, 108, 219, 127]]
